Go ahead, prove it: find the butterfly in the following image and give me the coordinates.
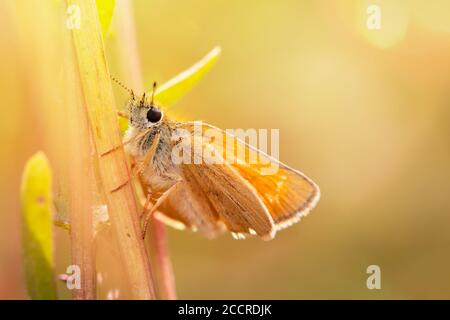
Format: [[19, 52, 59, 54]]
[[114, 80, 320, 240]]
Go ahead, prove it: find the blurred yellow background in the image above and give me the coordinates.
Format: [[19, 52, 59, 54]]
[[1, 0, 450, 299]]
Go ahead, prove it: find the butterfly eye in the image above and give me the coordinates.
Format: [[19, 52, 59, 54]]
[[146, 107, 162, 123]]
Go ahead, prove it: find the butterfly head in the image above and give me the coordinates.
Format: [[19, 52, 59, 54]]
[[128, 97, 163, 131], [121, 81, 164, 130]]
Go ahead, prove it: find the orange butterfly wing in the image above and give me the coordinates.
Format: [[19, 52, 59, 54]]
[[177, 122, 320, 235]]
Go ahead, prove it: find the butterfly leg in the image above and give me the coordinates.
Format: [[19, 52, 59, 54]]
[[109, 132, 161, 193], [117, 111, 129, 119], [135, 132, 161, 177], [101, 127, 155, 157], [141, 180, 182, 239], [139, 191, 153, 220]]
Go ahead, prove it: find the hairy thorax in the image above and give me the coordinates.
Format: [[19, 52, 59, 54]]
[[124, 121, 182, 192]]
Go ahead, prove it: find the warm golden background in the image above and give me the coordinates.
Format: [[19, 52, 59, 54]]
[[2, 0, 450, 299]]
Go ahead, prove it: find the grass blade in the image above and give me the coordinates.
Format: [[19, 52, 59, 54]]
[[68, 0, 155, 299], [115, 0, 178, 299], [154, 46, 221, 106], [96, 0, 116, 38]]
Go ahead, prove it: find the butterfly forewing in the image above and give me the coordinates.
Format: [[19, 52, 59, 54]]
[[234, 164, 320, 231], [182, 122, 321, 234]]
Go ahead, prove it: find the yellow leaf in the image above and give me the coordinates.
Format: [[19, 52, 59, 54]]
[[96, 0, 115, 38], [155, 46, 221, 106], [21, 152, 57, 300]]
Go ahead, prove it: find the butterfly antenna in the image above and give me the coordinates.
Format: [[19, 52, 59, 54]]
[[110, 75, 134, 98], [151, 81, 157, 106], [140, 92, 146, 106]]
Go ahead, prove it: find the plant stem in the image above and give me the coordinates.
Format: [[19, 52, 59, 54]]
[[115, 0, 177, 300], [115, 0, 144, 93], [148, 218, 177, 300], [66, 53, 96, 300], [68, 0, 155, 299]]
